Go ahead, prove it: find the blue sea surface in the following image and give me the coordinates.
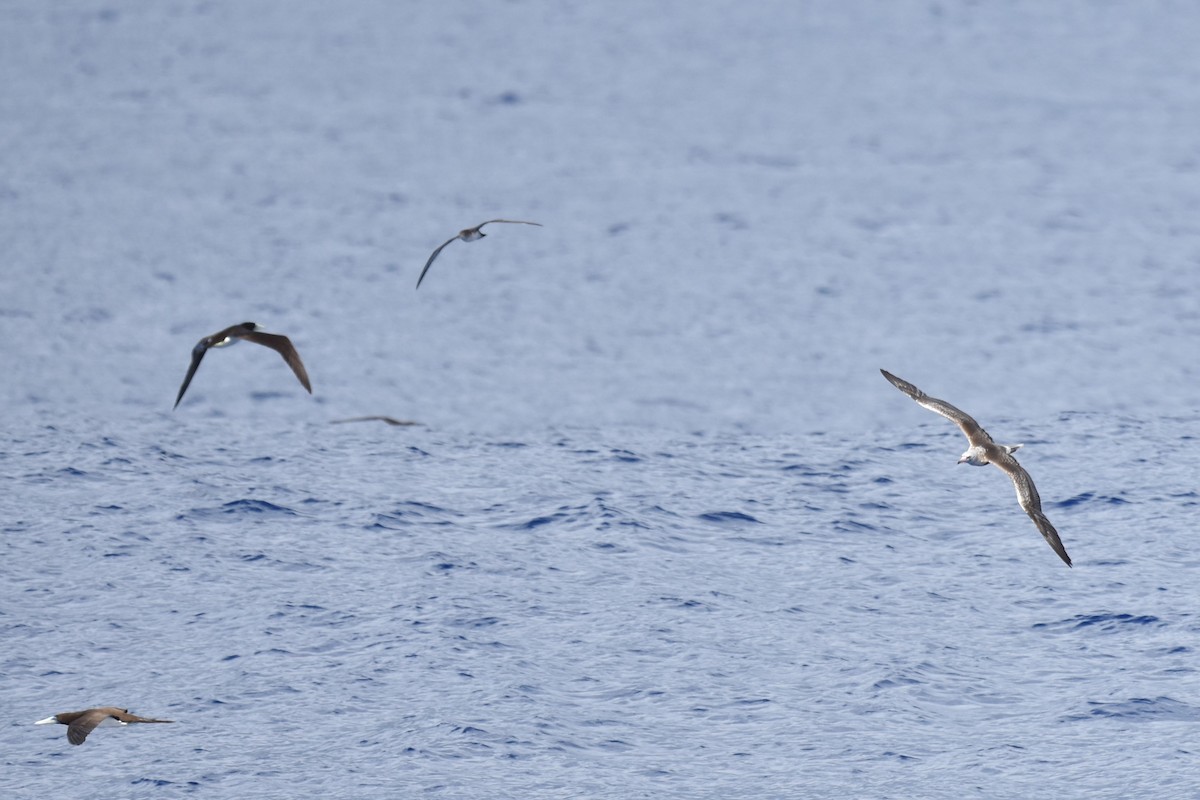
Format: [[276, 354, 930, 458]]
[[3, 1, 1200, 798]]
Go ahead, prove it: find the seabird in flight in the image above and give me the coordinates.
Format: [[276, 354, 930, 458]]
[[174, 322, 312, 408], [35, 707, 174, 745], [880, 369, 1072, 567], [417, 219, 542, 289]]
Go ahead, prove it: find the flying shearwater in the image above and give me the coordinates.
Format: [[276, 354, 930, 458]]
[[416, 219, 542, 289], [35, 707, 174, 745], [880, 369, 1072, 567], [174, 322, 312, 409], [331, 416, 420, 426]]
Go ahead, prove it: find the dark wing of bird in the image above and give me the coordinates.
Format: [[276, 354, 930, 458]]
[[992, 451, 1072, 567], [67, 709, 110, 745], [880, 369, 994, 446], [331, 416, 419, 426], [416, 236, 458, 289], [174, 341, 210, 409], [126, 713, 174, 724], [242, 331, 312, 393]]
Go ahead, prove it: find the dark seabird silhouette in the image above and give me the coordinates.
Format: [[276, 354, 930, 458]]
[[417, 219, 542, 289], [174, 322, 312, 409], [880, 369, 1072, 567], [331, 416, 420, 426], [35, 707, 174, 745]]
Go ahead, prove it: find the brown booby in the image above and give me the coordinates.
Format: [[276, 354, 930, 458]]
[[35, 707, 174, 745]]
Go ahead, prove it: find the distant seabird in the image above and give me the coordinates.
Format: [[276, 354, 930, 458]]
[[35, 707, 174, 745], [417, 219, 542, 289], [331, 416, 420, 426], [174, 322, 312, 409], [880, 369, 1072, 567]]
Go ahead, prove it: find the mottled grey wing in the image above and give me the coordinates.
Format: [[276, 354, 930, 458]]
[[880, 369, 994, 444], [993, 453, 1073, 567], [243, 331, 312, 393], [417, 237, 457, 288], [174, 342, 209, 409]]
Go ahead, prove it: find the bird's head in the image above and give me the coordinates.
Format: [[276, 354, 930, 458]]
[[958, 448, 988, 466]]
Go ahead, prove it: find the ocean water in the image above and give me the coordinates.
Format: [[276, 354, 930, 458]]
[[3, 1, 1200, 797]]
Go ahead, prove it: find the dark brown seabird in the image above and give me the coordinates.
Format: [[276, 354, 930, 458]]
[[880, 369, 1073, 567], [35, 707, 174, 745], [417, 219, 542, 289], [174, 322, 312, 409]]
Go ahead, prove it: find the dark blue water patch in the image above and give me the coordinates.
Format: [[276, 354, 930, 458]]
[[520, 514, 560, 529], [654, 595, 718, 612], [1058, 491, 1129, 508], [449, 616, 502, 629], [369, 501, 456, 529], [590, 540, 634, 553], [181, 499, 300, 520], [698, 511, 761, 524], [1034, 613, 1163, 633], [730, 534, 792, 547], [832, 518, 877, 533], [502, 500, 635, 531], [1069, 696, 1200, 723]]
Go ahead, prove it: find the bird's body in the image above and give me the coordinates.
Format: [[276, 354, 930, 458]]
[[331, 416, 420, 426], [174, 322, 312, 409], [416, 219, 542, 288], [35, 707, 174, 745], [880, 369, 1072, 567]]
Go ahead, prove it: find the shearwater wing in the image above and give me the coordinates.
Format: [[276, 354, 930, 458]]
[[417, 236, 458, 289], [880, 369, 994, 447], [991, 450, 1073, 567], [240, 330, 312, 393]]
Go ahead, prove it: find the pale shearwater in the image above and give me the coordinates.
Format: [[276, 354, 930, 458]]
[[417, 219, 542, 289], [35, 707, 174, 745], [174, 322, 312, 409], [880, 369, 1072, 567]]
